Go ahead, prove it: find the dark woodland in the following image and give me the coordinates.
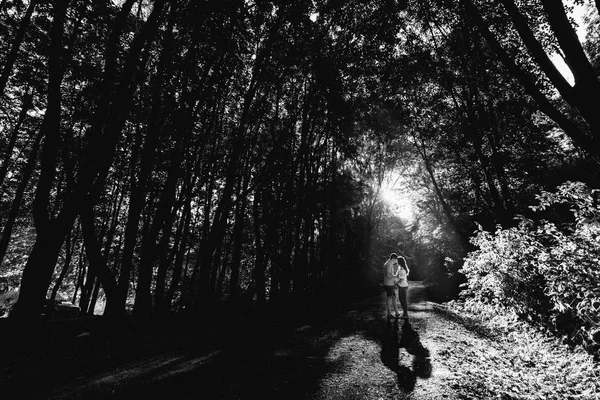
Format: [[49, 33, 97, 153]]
[[1, 0, 599, 398]]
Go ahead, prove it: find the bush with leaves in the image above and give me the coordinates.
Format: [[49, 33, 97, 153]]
[[461, 181, 600, 358]]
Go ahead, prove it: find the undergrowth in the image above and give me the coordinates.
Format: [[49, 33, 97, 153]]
[[461, 182, 600, 359], [443, 299, 600, 399]]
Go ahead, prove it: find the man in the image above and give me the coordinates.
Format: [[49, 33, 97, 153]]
[[383, 253, 400, 320]]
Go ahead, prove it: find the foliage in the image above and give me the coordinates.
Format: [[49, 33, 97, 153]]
[[0, 226, 35, 283], [440, 300, 600, 399], [461, 181, 600, 357]]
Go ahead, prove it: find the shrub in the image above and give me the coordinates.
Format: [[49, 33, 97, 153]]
[[461, 182, 600, 357]]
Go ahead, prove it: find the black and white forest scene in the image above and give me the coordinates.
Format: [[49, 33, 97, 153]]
[[0, 0, 599, 398]]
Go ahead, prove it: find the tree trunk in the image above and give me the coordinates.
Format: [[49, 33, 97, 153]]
[[49, 223, 75, 303], [229, 171, 250, 302], [214, 244, 227, 298], [252, 192, 268, 305], [460, 0, 600, 157], [80, 204, 119, 315], [153, 211, 177, 313], [164, 195, 192, 312], [132, 15, 178, 317], [87, 278, 101, 315], [152, 152, 186, 312], [78, 263, 95, 315], [0, 130, 43, 267], [196, 20, 278, 304], [11, 227, 69, 318], [541, 1, 600, 110], [75, 0, 166, 317], [72, 250, 85, 305], [497, 0, 600, 135], [9, 0, 69, 320]]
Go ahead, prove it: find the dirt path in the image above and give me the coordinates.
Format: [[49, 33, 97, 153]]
[[37, 282, 467, 399], [9, 281, 593, 399]]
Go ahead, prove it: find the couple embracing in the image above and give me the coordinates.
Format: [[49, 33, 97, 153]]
[[383, 253, 409, 320]]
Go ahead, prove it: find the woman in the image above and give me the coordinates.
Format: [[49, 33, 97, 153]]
[[383, 253, 400, 320], [395, 256, 410, 319]]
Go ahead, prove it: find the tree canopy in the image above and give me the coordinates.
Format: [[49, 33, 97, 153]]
[[0, 0, 598, 345]]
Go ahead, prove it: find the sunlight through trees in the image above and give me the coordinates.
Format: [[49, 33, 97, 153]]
[[0, 2, 598, 366]]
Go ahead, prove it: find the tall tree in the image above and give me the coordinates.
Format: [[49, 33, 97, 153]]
[[10, 0, 69, 319], [459, 0, 600, 158]]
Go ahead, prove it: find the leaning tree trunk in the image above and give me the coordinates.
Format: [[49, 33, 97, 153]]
[[49, 223, 75, 303], [0, 130, 43, 267], [460, 0, 600, 158], [10, 0, 70, 319], [87, 278, 101, 315], [10, 0, 157, 320], [82, 0, 167, 316]]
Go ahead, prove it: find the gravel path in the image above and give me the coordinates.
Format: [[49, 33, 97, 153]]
[[44, 282, 467, 399], [10, 281, 595, 399], [313, 282, 458, 400]]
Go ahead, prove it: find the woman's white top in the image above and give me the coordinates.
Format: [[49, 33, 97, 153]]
[[397, 268, 409, 287]]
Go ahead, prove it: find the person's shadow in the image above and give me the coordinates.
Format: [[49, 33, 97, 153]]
[[381, 319, 400, 370], [381, 319, 431, 391]]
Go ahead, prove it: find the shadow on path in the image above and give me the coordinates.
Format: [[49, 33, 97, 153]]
[[381, 318, 432, 392], [4, 282, 436, 399]]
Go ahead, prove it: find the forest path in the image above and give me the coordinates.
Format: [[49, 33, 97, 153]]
[[45, 282, 468, 399], [3, 282, 511, 399]]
